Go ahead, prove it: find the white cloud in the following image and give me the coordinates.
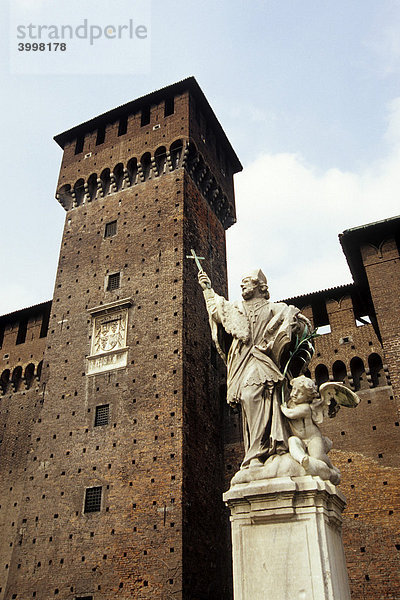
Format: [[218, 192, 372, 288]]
[[226, 98, 400, 302]]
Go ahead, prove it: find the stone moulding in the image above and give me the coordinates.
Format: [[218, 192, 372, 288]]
[[87, 297, 133, 316], [86, 346, 129, 376]]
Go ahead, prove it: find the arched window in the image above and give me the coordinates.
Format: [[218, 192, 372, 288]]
[[315, 364, 329, 388], [1, 369, 10, 394], [170, 140, 183, 170], [332, 360, 347, 384], [154, 146, 167, 175], [141, 152, 152, 180], [12, 366, 23, 392], [100, 169, 111, 196], [127, 158, 138, 185], [368, 353, 384, 387], [74, 178, 85, 206], [350, 357, 366, 391], [87, 173, 98, 201], [24, 363, 35, 389], [113, 163, 124, 191], [36, 360, 43, 381], [57, 184, 74, 210]]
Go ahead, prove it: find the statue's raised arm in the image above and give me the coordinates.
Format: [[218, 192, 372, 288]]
[[198, 271, 212, 291]]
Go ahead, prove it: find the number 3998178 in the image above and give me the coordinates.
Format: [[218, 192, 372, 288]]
[[18, 43, 67, 51]]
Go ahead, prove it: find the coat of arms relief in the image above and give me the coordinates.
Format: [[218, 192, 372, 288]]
[[93, 312, 126, 355], [87, 301, 131, 375]]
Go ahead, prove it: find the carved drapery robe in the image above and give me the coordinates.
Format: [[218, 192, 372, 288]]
[[204, 289, 309, 467]]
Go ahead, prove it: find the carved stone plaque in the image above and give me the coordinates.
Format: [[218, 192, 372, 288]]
[[86, 300, 131, 375], [92, 311, 127, 355]]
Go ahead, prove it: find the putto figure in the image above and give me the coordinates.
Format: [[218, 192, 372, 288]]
[[198, 268, 313, 469], [281, 375, 341, 484]]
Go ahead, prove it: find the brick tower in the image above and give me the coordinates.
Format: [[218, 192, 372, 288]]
[[0, 78, 242, 600]]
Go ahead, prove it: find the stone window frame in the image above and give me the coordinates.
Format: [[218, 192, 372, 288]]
[[84, 486, 102, 513], [106, 272, 121, 291], [104, 220, 117, 238], [94, 404, 110, 427]]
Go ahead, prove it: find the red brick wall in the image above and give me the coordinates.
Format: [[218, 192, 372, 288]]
[[181, 174, 229, 599], [1, 84, 236, 600], [0, 306, 48, 600], [360, 238, 400, 407]]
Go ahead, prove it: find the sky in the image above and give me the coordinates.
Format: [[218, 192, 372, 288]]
[[0, 0, 400, 314]]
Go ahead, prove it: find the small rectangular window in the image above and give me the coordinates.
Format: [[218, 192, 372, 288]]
[[107, 273, 120, 291], [95, 404, 110, 427], [141, 105, 150, 126], [75, 596, 93, 600], [164, 97, 174, 117], [16, 319, 28, 345], [84, 487, 102, 513], [104, 220, 117, 238], [118, 116, 128, 136], [40, 305, 51, 338], [75, 136, 84, 155], [96, 125, 105, 146]]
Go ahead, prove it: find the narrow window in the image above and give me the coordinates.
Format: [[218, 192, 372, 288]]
[[118, 115, 128, 136], [107, 273, 120, 291], [75, 136, 84, 155], [95, 404, 110, 427], [75, 596, 93, 600], [164, 97, 174, 117], [84, 487, 102, 513], [40, 305, 51, 338], [104, 220, 117, 238], [16, 318, 28, 345], [96, 125, 106, 146], [141, 105, 150, 126]]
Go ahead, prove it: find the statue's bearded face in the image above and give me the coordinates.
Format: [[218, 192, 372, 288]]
[[241, 277, 259, 300]]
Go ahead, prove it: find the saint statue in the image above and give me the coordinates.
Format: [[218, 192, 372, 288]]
[[198, 268, 313, 469]]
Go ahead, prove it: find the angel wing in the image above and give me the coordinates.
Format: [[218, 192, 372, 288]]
[[319, 382, 361, 419]]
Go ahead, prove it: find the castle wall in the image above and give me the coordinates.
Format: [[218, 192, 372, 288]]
[[0, 305, 49, 599], [1, 80, 239, 600], [360, 237, 400, 407], [308, 294, 400, 599]]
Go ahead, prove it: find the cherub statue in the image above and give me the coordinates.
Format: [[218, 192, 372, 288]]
[[281, 375, 341, 484], [281, 375, 360, 485]]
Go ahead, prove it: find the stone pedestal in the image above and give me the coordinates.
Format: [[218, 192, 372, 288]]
[[223, 476, 351, 600]]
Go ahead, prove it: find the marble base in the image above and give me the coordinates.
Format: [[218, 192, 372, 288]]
[[223, 476, 351, 600]]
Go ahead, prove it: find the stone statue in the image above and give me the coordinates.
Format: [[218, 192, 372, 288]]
[[198, 267, 313, 469], [194, 259, 361, 486]]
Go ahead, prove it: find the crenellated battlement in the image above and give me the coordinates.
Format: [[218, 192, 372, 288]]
[[56, 137, 236, 229]]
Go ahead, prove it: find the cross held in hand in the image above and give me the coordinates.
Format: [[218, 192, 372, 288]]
[[186, 249, 206, 273]]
